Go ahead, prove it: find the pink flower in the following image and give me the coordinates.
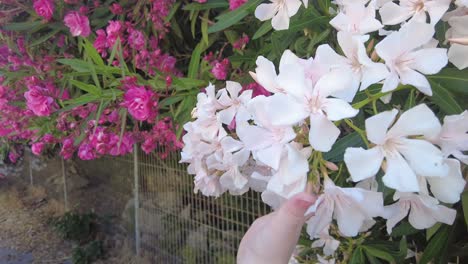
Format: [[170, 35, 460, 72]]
[[8, 151, 19, 164], [195, 0, 207, 3], [229, 0, 247, 10], [60, 138, 75, 160], [24, 85, 57, 117], [64, 11, 91, 37], [33, 0, 54, 21], [211, 58, 230, 80], [78, 143, 96, 160], [122, 86, 156, 121], [128, 29, 145, 50], [94, 29, 108, 56], [110, 3, 124, 15], [233, 34, 249, 50], [31, 142, 45, 156], [241, 82, 271, 97]]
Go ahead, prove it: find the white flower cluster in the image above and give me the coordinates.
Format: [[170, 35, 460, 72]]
[[182, 0, 468, 260]]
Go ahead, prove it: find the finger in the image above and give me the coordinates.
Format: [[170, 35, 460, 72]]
[[259, 192, 317, 263]]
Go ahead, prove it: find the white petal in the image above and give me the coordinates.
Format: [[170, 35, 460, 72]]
[[279, 50, 300, 73], [379, 2, 412, 25], [427, 159, 466, 203], [226, 81, 242, 98], [314, 68, 354, 99], [448, 44, 468, 70], [408, 48, 448, 75], [255, 3, 277, 21], [344, 147, 384, 182], [388, 104, 441, 139], [272, 8, 290, 30], [383, 151, 420, 192], [365, 109, 398, 145], [309, 114, 340, 152], [383, 201, 410, 234], [237, 125, 274, 150], [256, 144, 284, 170], [306, 198, 334, 238], [360, 62, 390, 90], [408, 195, 457, 229], [381, 71, 400, 93], [255, 56, 279, 93], [398, 138, 449, 178], [399, 69, 432, 95], [220, 136, 243, 153], [314, 44, 348, 68], [425, 0, 451, 25], [329, 12, 350, 33], [217, 106, 237, 125], [341, 187, 384, 217], [267, 94, 309, 126], [284, 0, 302, 17], [276, 63, 309, 99], [322, 98, 359, 121], [400, 21, 435, 52], [334, 201, 367, 237]]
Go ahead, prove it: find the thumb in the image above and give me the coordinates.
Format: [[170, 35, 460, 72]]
[[261, 192, 317, 263]]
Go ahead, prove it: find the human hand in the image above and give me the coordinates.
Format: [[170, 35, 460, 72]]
[[237, 192, 317, 264]]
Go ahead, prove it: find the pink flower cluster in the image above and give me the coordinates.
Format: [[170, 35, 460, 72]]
[[93, 20, 178, 76], [141, 118, 183, 158]]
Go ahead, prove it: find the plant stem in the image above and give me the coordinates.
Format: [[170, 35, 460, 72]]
[[344, 119, 369, 147]]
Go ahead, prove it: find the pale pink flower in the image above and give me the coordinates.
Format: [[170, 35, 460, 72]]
[[383, 192, 456, 234], [431, 111, 468, 164], [375, 21, 448, 95], [64, 11, 91, 37], [344, 104, 448, 192], [306, 178, 384, 237], [379, 0, 451, 26]]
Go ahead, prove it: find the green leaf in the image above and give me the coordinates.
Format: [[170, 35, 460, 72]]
[[201, 11, 210, 45], [420, 225, 450, 264], [208, 0, 262, 33], [164, 1, 182, 23], [30, 28, 61, 46], [2, 21, 43, 31], [428, 68, 468, 95], [183, 0, 228, 11], [188, 43, 203, 79], [288, 16, 328, 32], [427, 223, 442, 240], [349, 248, 366, 264], [81, 38, 105, 66], [363, 245, 395, 263], [159, 96, 184, 107], [462, 191, 468, 227], [252, 22, 273, 40], [172, 77, 206, 90], [429, 79, 463, 115], [69, 80, 102, 96], [390, 221, 419, 237], [57, 59, 90, 72], [323, 132, 365, 162]]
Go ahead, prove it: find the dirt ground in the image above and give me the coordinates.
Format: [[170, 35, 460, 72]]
[[0, 178, 72, 264], [0, 175, 150, 264]]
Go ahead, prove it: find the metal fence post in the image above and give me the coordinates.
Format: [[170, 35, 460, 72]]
[[61, 158, 69, 211], [133, 144, 141, 256], [29, 152, 34, 186]]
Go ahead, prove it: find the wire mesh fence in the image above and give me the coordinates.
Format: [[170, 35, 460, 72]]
[[19, 147, 270, 263]]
